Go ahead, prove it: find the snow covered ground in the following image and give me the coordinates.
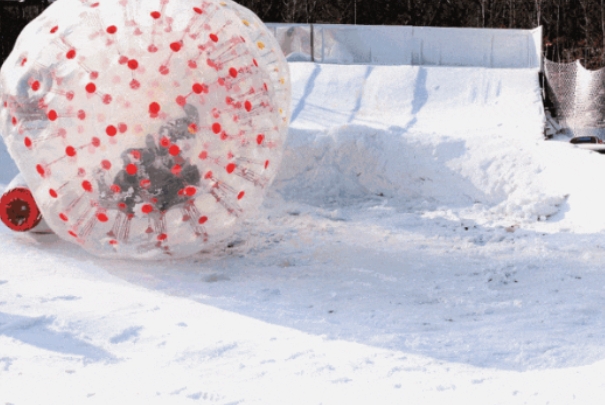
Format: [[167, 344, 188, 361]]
[[3, 62, 605, 404]]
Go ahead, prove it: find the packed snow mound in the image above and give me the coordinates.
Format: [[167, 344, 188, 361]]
[[274, 63, 605, 232], [0, 0, 290, 259]]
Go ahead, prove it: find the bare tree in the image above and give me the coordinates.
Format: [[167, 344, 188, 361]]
[[601, 0, 605, 63]]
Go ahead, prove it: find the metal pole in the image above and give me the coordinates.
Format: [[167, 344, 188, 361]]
[[310, 24, 314, 62]]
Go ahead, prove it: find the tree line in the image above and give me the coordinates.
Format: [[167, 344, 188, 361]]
[[0, 0, 50, 64], [2, 0, 605, 68]]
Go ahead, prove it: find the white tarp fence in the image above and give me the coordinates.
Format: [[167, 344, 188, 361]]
[[266, 23, 542, 70]]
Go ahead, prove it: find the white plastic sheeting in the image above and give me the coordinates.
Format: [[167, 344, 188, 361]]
[[266, 23, 542, 70], [265, 24, 313, 62]]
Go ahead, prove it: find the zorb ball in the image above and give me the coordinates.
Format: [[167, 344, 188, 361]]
[[0, 0, 291, 259]]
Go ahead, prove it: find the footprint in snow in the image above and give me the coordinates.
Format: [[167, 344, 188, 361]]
[[203, 273, 230, 283], [109, 326, 143, 344]]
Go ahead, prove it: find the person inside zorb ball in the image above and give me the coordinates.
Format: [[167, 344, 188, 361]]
[[0, 0, 291, 259]]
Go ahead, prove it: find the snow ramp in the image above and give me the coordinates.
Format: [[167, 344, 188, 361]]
[[273, 63, 605, 232]]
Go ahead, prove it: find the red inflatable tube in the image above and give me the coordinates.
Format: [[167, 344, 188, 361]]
[[0, 187, 42, 232], [0, 175, 51, 233]]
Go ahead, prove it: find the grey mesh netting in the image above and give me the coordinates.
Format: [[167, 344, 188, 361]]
[[544, 59, 605, 136]]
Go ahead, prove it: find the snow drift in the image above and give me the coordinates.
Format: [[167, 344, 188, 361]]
[[272, 63, 605, 233]]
